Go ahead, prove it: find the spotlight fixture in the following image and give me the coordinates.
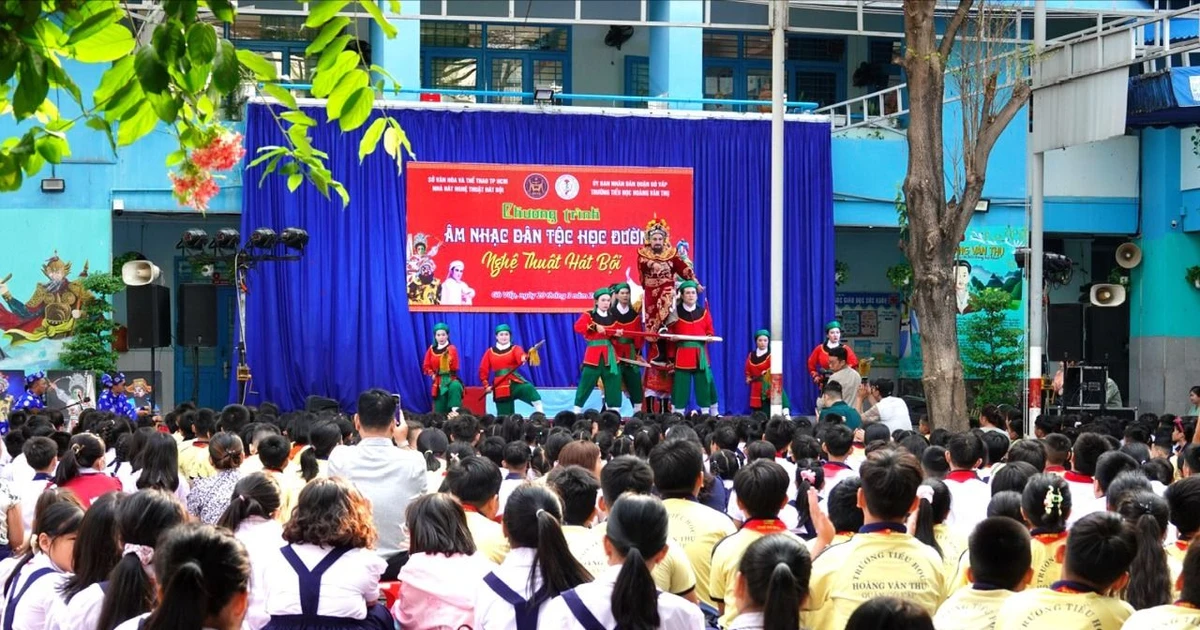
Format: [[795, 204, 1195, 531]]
[[40, 178, 65, 193], [533, 88, 555, 103], [213, 228, 241, 250], [248, 228, 278, 249], [280, 227, 309, 251], [178, 229, 209, 250]]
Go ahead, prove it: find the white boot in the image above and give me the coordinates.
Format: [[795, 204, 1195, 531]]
[[632, 403, 642, 413], [533, 401, 544, 413], [573, 405, 583, 414], [709, 404, 720, 416]]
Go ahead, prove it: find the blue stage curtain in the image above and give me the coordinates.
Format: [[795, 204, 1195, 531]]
[[238, 104, 833, 413]]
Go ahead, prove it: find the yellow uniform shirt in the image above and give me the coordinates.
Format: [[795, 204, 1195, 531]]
[[562, 522, 698, 596], [562, 524, 610, 579], [932, 585, 1015, 630], [934, 524, 969, 596], [1029, 530, 1068, 589], [662, 497, 737, 607], [465, 509, 510, 564], [710, 520, 798, 629], [1121, 603, 1200, 629], [178, 439, 216, 480], [1166, 541, 1188, 600], [995, 587, 1134, 630], [263, 468, 304, 524], [804, 524, 946, 630]]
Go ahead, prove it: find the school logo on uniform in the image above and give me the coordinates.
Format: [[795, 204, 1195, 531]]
[[524, 173, 549, 200]]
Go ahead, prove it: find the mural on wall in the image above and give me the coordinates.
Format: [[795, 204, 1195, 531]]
[[0, 209, 111, 372], [899, 224, 1028, 379]]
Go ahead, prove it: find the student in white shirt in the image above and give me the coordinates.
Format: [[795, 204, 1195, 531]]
[[112, 523, 251, 630], [2, 500, 83, 630], [12, 437, 56, 545], [1063, 433, 1111, 527], [497, 441, 530, 518], [943, 434, 990, 536], [538, 494, 704, 630], [475, 485, 592, 630], [855, 379, 912, 434], [217, 473, 284, 630], [45, 492, 126, 630], [724, 534, 813, 630]]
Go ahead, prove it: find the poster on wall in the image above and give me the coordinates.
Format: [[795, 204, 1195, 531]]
[[0, 209, 111, 372], [404, 162, 695, 312], [122, 371, 159, 411], [835, 293, 902, 375], [0, 370, 22, 418], [898, 224, 1028, 379], [46, 370, 96, 427]]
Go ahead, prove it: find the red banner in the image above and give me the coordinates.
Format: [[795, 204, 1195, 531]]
[[404, 162, 694, 312]]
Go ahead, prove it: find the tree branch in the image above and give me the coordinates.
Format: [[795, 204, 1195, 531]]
[[939, 0, 975, 61]]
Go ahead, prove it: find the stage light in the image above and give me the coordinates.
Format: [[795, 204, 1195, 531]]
[[533, 88, 555, 103], [280, 227, 309, 251], [248, 228, 278, 249], [179, 229, 209, 250], [214, 228, 240, 250]]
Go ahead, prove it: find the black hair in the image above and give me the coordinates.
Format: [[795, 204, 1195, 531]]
[[257, 434, 291, 471], [356, 388, 397, 430], [1166, 476, 1200, 540], [969, 517, 1032, 590], [913, 479, 947, 557], [299, 420, 341, 482], [987, 491, 1025, 523], [1072, 432, 1112, 477], [828, 477, 864, 533], [503, 440, 529, 468], [946, 433, 983, 469], [546, 465, 601, 526], [746, 440, 777, 462], [844, 596, 934, 630], [733, 460, 789, 521], [1064, 512, 1137, 591], [1043, 433, 1072, 465], [1141, 458, 1174, 486], [142, 523, 250, 630], [192, 409, 217, 438], [479, 436, 506, 468], [863, 423, 891, 446], [1095, 451, 1141, 495], [97, 490, 189, 630], [1105, 472, 1152, 513], [859, 449, 923, 522], [605, 494, 668, 630], [764, 418, 794, 452], [738, 534, 812, 630], [920, 445, 950, 479], [61, 492, 124, 602], [980, 432, 1010, 467], [1006, 440, 1046, 472], [1182, 540, 1200, 606], [1183, 444, 1200, 477], [218, 404, 252, 435], [991, 461, 1038, 496], [54, 433, 106, 486], [710, 449, 741, 482], [826, 346, 848, 363], [600, 456, 653, 506], [207, 432, 244, 471], [648, 439, 704, 499], [1120, 442, 1151, 466], [6, 500, 84, 593], [418, 428, 450, 472], [445, 455, 502, 509], [712, 424, 739, 453], [1022, 473, 1072, 532], [873, 379, 894, 397], [819, 423, 853, 458], [217, 473, 282, 531], [22, 436, 57, 470], [502, 485, 592, 606], [1115, 490, 1171, 610], [405, 493, 476, 556], [821, 380, 843, 399], [791, 434, 821, 461]]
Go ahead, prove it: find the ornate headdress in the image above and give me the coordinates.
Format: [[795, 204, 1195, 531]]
[[645, 216, 669, 239], [42, 252, 71, 277], [412, 233, 429, 250], [24, 371, 46, 388]]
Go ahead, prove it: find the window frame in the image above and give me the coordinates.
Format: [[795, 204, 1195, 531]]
[[701, 30, 849, 111], [421, 22, 572, 104]]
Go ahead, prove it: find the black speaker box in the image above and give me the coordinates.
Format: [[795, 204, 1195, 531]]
[[1048, 303, 1084, 362], [126, 285, 170, 349], [177, 283, 217, 347]]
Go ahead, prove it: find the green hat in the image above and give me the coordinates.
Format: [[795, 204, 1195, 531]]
[[433, 322, 449, 334], [678, 280, 699, 292], [494, 324, 511, 335], [825, 320, 842, 332], [611, 282, 630, 293], [755, 329, 770, 340], [593, 287, 613, 300]]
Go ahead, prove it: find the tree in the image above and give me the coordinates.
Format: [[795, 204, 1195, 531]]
[[59, 273, 126, 373], [961, 288, 1023, 412], [0, 0, 414, 211], [900, 0, 1031, 431]]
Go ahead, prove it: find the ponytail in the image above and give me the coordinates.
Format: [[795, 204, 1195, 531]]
[[1117, 491, 1171, 610], [96, 554, 154, 630], [913, 483, 942, 558], [216, 474, 281, 532], [55, 434, 105, 486], [1023, 474, 1072, 532], [143, 524, 250, 630], [97, 489, 187, 630], [612, 546, 659, 630], [145, 561, 208, 630], [422, 450, 440, 472], [532, 506, 590, 605], [300, 448, 319, 482], [762, 562, 801, 630]]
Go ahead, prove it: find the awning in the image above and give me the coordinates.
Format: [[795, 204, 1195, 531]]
[[1127, 66, 1200, 126]]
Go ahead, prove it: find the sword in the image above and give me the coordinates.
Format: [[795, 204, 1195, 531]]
[[479, 339, 545, 400], [617, 357, 652, 369], [615, 329, 723, 343]]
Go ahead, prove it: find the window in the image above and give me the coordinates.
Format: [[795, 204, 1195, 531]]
[[421, 22, 571, 104], [702, 31, 848, 111], [624, 56, 649, 108]]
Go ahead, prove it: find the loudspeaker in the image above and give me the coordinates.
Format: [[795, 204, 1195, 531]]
[[1086, 303, 1130, 402], [1115, 243, 1142, 269], [1065, 366, 1108, 406], [177, 284, 217, 347], [1090, 284, 1127, 307], [126, 285, 170, 349], [1048, 303, 1084, 362], [121, 261, 161, 286]]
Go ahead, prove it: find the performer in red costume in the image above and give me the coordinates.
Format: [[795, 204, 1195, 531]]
[[637, 216, 700, 335], [479, 324, 544, 416], [609, 282, 645, 413], [572, 287, 624, 413], [807, 320, 858, 385], [746, 329, 791, 415], [669, 280, 718, 415], [422, 322, 464, 414]]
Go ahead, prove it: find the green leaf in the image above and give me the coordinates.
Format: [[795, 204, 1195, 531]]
[[327, 69, 368, 119], [369, 64, 402, 91], [134, 47, 170, 94], [262, 83, 297, 110], [22, 153, 45, 177], [69, 22, 134, 63], [387, 1, 401, 13], [66, 8, 119, 45], [357, 0, 397, 38], [258, 153, 284, 186], [86, 116, 118, 153], [103, 86, 142, 120], [316, 35, 354, 72], [306, 17, 351, 56], [383, 125, 399, 158], [44, 64, 82, 105], [94, 56, 135, 106], [35, 135, 69, 163], [152, 21, 187, 67], [287, 172, 302, 192], [358, 117, 387, 162], [212, 40, 239, 93], [312, 50, 359, 97], [330, 181, 350, 206], [166, 149, 186, 166], [304, 0, 350, 28], [247, 146, 288, 167], [13, 56, 49, 119], [185, 61, 211, 94], [46, 118, 74, 133], [205, 0, 236, 23], [281, 111, 317, 126], [148, 92, 182, 123], [338, 86, 373, 131], [186, 23, 218, 65], [23, 21, 67, 52], [117, 100, 158, 146], [236, 49, 277, 82]]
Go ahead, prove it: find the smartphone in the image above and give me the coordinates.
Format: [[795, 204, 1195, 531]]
[[391, 394, 403, 425]]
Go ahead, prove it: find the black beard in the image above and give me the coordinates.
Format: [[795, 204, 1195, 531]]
[[652, 244, 663, 253]]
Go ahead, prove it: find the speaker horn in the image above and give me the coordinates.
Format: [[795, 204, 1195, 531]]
[[1090, 283, 1127, 308], [121, 261, 161, 286], [1116, 242, 1142, 269]]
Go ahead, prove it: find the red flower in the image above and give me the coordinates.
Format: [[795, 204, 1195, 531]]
[[170, 168, 221, 212], [191, 132, 246, 171]]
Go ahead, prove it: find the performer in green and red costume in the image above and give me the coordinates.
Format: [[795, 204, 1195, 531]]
[[610, 282, 645, 413], [746, 329, 790, 415], [423, 322, 465, 414], [479, 324, 544, 416], [668, 280, 718, 415], [572, 287, 624, 413]]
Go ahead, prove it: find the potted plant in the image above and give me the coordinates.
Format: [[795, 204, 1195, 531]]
[[887, 262, 913, 295], [1187, 266, 1200, 289], [59, 273, 127, 373], [835, 260, 848, 287], [1108, 268, 1130, 288]]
